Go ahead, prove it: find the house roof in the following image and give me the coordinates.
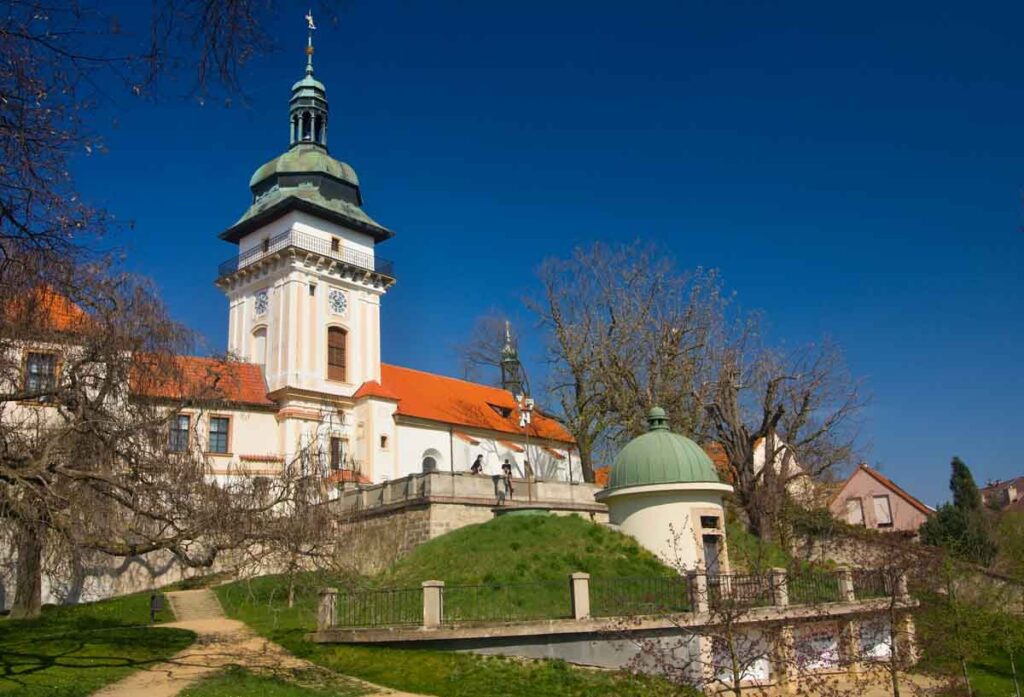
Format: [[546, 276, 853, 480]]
[[3, 286, 90, 333], [981, 475, 1024, 495], [357, 363, 574, 444], [833, 464, 934, 517], [131, 355, 275, 408]]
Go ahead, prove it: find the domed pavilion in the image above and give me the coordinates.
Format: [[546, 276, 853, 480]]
[[595, 407, 734, 572]]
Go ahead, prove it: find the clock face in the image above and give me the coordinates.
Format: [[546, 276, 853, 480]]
[[328, 289, 348, 315], [254, 289, 268, 316]]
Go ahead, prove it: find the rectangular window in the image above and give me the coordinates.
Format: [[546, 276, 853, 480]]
[[873, 495, 893, 527], [845, 498, 865, 526], [330, 237, 340, 252], [208, 416, 230, 454], [169, 414, 190, 452], [25, 352, 57, 394], [327, 328, 346, 381], [700, 516, 720, 530], [329, 437, 346, 469]]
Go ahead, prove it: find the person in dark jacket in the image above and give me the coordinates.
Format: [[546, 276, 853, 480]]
[[470, 454, 484, 475]]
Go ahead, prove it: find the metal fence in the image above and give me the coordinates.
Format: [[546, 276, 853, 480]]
[[590, 575, 691, 617], [334, 586, 422, 628], [442, 580, 572, 624], [706, 573, 775, 610], [851, 569, 893, 599], [788, 569, 842, 604]]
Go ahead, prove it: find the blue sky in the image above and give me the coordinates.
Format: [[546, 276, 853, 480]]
[[75, 1, 1023, 505]]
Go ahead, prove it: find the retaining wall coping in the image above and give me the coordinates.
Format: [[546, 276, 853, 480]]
[[309, 597, 917, 645]]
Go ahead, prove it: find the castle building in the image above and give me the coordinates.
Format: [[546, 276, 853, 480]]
[[196, 34, 577, 485]]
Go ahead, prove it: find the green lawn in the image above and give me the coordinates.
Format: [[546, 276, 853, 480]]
[[180, 666, 366, 697], [0, 591, 195, 697], [382, 513, 675, 586], [216, 574, 699, 697]]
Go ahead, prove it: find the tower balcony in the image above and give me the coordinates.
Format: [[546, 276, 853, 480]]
[[216, 229, 395, 287]]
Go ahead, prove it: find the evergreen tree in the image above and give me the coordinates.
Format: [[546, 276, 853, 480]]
[[950, 456, 982, 511], [920, 457, 997, 566]]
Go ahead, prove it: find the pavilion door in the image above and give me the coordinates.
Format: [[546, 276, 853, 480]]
[[703, 535, 721, 576]]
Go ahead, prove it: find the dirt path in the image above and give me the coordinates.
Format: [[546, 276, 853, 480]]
[[90, 589, 426, 697]]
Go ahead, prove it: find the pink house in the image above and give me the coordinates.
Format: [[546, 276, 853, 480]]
[[829, 464, 933, 533]]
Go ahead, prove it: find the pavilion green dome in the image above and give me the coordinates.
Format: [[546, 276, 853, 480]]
[[606, 407, 721, 490]]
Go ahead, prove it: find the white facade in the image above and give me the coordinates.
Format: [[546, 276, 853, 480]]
[[596, 482, 734, 571]]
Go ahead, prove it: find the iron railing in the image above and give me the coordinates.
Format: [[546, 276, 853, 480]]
[[334, 586, 422, 628], [590, 575, 691, 617], [442, 580, 571, 624], [852, 569, 893, 599], [788, 569, 842, 605], [217, 229, 395, 279], [706, 573, 775, 610]]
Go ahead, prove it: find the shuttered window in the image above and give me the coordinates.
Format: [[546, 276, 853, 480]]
[[327, 327, 347, 381]]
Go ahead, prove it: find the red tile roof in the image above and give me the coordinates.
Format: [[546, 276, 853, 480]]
[[833, 464, 934, 517], [352, 379, 400, 401], [4, 286, 90, 333], [356, 364, 574, 444], [131, 355, 274, 408]]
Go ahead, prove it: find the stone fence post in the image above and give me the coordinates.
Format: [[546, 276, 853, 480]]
[[570, 573, 591, 620], [838, 568, 856, 602], [687, 570, 709, 613], [896, 570, 910, 601], [770, 567, 789, 607], [422, 580, 444, 629], [317, 587, 337, 631]]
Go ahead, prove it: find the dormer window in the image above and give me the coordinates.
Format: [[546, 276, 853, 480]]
[[488, 403, 513, 419]]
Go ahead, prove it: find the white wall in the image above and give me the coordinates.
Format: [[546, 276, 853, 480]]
[[600, 485, 732, 571], [392, 419, 576, 483]]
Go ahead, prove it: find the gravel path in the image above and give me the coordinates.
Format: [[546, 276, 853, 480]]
[[90, 589, 426, 697]]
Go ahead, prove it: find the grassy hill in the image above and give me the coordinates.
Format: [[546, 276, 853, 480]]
[[381, 512, 675, 586], [214, 513, 696, 696]]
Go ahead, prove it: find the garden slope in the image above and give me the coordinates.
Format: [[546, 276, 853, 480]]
[[379, 512, 676, 586]]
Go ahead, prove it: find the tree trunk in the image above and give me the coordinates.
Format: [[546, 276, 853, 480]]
[[577, 439, 595, 483], [960, 656, 974, 697], [10, 518, 44, 619], [1009, 647, 1020, 697]]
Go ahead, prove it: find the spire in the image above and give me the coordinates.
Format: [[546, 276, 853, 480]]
[[500, 321, 524, 395], [290, 11, 328, 149], [305, 9, 316, 75]]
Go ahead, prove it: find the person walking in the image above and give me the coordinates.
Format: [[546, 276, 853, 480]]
[[501, 459, 514, 500]]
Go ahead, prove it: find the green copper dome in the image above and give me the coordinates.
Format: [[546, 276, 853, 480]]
[[606, 407, 721, 490], [249, 145, 359, 189]]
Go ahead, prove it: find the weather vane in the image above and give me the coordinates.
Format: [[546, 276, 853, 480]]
[[304, 10, 316, 71]]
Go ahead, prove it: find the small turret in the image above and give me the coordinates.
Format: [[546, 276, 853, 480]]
[[500, 320, 524, 395]]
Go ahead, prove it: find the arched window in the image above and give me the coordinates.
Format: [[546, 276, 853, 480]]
[[302, 112, 312, 140], [252, 328, 267, 373], [327, 327, 346, 381], [421, 448, 443, 473], [314, 115, 323, 143]]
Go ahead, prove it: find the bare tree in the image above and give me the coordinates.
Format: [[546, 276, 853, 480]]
[[700, 336, 865, 540], [0, 261, 319, 617], [530, 242, 727, 481]]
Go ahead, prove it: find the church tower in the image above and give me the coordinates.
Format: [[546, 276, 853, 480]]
[[215, 21, 395, 466]]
